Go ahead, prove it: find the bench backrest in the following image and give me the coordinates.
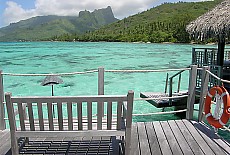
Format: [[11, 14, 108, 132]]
[[5, 91, 134, 132]]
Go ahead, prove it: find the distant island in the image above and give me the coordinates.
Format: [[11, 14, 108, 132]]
[[0, 0, 224, 43], [0, 6, 118, 42]]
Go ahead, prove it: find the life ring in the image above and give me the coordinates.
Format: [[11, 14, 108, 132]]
[[204, 86, 230, 128]]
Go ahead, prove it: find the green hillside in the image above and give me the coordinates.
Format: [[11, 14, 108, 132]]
[[0, 6, 118, 41], [73, 0, 223, 43]]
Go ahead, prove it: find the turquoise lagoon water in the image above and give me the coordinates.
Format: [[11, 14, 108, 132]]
[[0, 42, 217, 121]]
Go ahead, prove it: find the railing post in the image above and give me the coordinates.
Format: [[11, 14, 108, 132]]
[[192, 48, 196, 64], [198, 66, 210, 122], [98, 67, 104, 118], [125, 90, 134, 155], [98, 67, 104, 95], [169, 78, 173, 105], [0, 70, 5, 130], [164, 73, 169, 93], [186, 65, 197, 120], [177, 74, 182, 93]]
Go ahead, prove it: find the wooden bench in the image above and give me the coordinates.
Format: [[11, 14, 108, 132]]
[[5, 90, 134, 155]]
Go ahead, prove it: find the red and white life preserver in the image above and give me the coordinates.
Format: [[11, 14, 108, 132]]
[[204, 86, 230, 128]]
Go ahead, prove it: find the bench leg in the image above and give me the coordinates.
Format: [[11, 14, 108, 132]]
[[11, 137, 19, 155], [25, 137, 29, 144]]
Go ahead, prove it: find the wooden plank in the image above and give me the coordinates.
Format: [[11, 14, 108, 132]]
[[175, 120, 204, 155], [47, 102, 54, 131], [67, 102, 73, 130], [27, 102, 35, 131], [130, 123, 140, 155], [97, 101, 102, 130], [137, 122, 151, 155], [117, 101, 122, 130], [11, 95, 127, 103], [77, 101, 82, 130], [145, 122, 161, 155], [186, 65, 197, 119], [168, 120, 193, 155], [199, 122, 230, 154], [18, 102, 26, 131], [15, 130, 125, 138], [107, 101, 112, 130], [182, 120, 215, 155], [153, 121, 172, 155], [0, 130, 11, 154], [57, 102, 63, 131], [87, 101, 92, 130], [198, 66, 209, 121], [191, 121, 228, 155], [160, 121, 183, 155], [37, 102, 44, 131]]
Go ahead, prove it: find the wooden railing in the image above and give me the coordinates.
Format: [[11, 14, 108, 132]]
[[166, 66, 189, 105], [1, 65, 228, 130]]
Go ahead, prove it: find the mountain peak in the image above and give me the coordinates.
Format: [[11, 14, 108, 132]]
[[0, 6, 118, 41], [79, 6, 117, 23]]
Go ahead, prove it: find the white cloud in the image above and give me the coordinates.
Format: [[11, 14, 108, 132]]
[[3, 1, 37, 25], [2, 0, 213, 26], [3, 0, 155, 26]]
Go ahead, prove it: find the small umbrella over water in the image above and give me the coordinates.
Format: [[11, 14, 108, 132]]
[[41, 75, 63, 118], [41, 75, 63, 96]]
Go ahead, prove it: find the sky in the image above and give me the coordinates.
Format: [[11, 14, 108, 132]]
[[0, 0, 213, 28]]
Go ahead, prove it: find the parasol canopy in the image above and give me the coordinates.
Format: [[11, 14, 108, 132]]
[[186, 0, 230, 41], [41, 75, 63, 96], [41, 75, 63, 86]]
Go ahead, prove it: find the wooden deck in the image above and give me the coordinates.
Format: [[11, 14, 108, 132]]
[[0, 129, 11, 155], [2, 120, 230, 154], [131, 119, 230, 155], [140, 92, 188, 108]]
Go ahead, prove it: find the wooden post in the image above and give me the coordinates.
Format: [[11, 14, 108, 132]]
[[0, 70, 5, 130], [164, 73, 169, 93], [177, 74, 181, 93], [125, 90, 134, 155], [169, 78, 173, 105], [198, 66, 210, 122], [5, 93, 19, 155], [98, 67, 104, 121], [98, 67, 104, 95], [186, 65, 197, 120], [192, 48, 196, 64], [217, 34, 225, 67]]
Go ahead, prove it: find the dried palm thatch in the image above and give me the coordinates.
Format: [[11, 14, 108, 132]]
[[186, 0, 230, 41]]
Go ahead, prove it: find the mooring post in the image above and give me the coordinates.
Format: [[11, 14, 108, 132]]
[[198, 66, 210, 122], [0, 70, 5, 130], [186, 65, 197, 120], [98, 67, 105, 118]]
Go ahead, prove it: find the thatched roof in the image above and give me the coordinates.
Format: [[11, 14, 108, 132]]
[[186, 0, 230, 40]]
